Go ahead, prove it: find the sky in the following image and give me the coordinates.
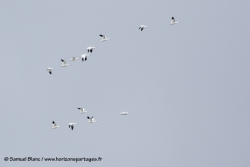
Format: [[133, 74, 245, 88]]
[[0, 0, 250, 167]]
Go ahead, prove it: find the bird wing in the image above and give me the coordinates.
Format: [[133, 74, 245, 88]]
[[172, 17, 175, 22], [71, 125, 74, 130], [52, 121, 57, 126], [100, 34, 106, 39], [61, 59, 66, 65], [49, 70, 52, 74]]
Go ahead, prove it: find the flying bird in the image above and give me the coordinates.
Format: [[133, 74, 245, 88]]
[[78, 108, 87, 114], [61, 59, 70, 67], [87, 46, 96, 53], [139, 25, 149, 31], [81, 54, 90, 61], [100, 34, 111, 42], [46, 67, 54, 74], [52, 121, 60, 129], [119, 112, 129, 115], [68, 123, 77, 130], [70, 57, 79, 61], [170, 17, 180, 25], [87, 116, 98, 123]]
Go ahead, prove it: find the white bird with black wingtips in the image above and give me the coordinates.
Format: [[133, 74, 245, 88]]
[[68, 123, 77, 130], [87, 116, 98, 123], [52, 121, 60, 129], [119, 112, 129, 115], [87, 46, 96, 53], [139, 25, 149, 31], [78, 108, 87, 114], [81, 54, 90, 61], [170, 17, 179, 25], [100, 34, 111, 42], [70, 57, 79, 61], [46, 67, 54, 75], [61, 59, 70, 67]]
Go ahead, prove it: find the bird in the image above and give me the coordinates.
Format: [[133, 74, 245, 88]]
[[78, 108, 87, 114], [70, 57, 79, 61], [170, 17, 180, 25], [68, 123, 77, 130], [87, 116, 98, 123], [139, 25, 149, 31], [61, 59, 70, 67], [52, 121, 60, 129], [87, 46, 96, 53], [81, 54, 90, 61], [46, 67, 54, 74], [100, 34, 111, 42], [119, 112, 129, 115]]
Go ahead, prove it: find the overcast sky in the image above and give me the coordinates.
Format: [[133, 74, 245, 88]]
[[1, 0, 250, 167]]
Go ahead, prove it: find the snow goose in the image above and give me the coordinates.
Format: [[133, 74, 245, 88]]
[[100, 34, 111, 42], [46, 67, 54, 74], [61, 59, 70, 67], [139, 25, 149, 31], [78, 108, 87, 114], [81, 54, 90, 61], [68, 123, 77, 130], [170, 17, 180, 25], [52, 121, 60, 129], [87, 46, 96, 53], [87, 116, 98, 123], [70, 57, 79, 61], [119, 112, 129, 115]]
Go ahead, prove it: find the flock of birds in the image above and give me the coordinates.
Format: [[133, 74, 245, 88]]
[[50, 17, 180, 130]]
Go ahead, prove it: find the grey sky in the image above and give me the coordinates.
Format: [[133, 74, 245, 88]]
[[1, 0, 250, 167]]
